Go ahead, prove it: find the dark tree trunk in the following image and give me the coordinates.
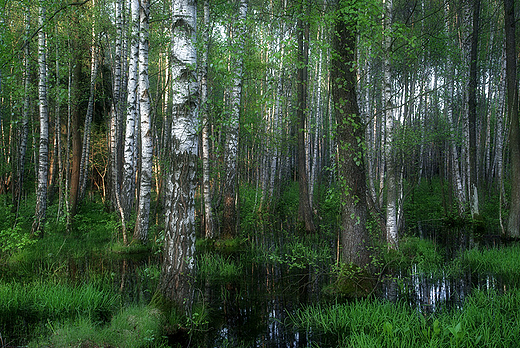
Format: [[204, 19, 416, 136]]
[[504, 0, 520, 238], [332, 3, 371, 268]]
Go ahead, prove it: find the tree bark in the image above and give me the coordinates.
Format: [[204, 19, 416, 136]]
[[122, 0, 140, 220], [134, 0, 152, 243], [159, 0, 198, 314], [468, 0, 480, 217], [222, 0, 247, 238], [504, 0, 520, 238], [296, 3, 315, 234], [200, 0, 214, 239], [33, 4, 49, 235], [383, 0, 397, 249], [332, 1, 371, 268]]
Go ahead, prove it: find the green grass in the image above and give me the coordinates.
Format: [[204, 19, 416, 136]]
[[30, 305, 168, 348], [462, 244, 520, 281], [291, 289, 520, 347], [197, 252, 243, 282]]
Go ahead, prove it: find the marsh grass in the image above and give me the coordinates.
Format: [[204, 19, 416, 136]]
[[197, 252, 243, 282], [291, 289, 520, 347], [462, 244, 520, 281], [0, 280, 118, 344], [31, 305, 167, 348]]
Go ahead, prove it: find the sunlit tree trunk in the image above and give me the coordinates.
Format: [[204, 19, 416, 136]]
[[222, 0, 247, 238], [134, 0, 151, 242], [159, 0, 198, 313], [33, 4, 49, 235], [504, 0, 520, 238], [200, 0, 214, 239], [333, 1, 371, 268], [122, 0, 140, 220]]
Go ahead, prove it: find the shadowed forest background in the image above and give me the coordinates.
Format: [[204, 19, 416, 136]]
[[2, 0, 520, 346]]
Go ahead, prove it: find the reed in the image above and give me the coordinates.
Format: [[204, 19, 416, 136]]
[[291, 289, 520, 347]]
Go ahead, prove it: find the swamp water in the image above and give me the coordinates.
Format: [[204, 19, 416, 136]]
[[4, 224, 515, 347]]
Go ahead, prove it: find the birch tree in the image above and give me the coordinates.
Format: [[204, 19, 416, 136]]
[[33, 4, 49, 235], [296, 0, 315, 234], [159, 0, 198, 313], [200, 0, 214, 239], [134, 0, 151, 242], [13, 11, 31, 215], [383, 0, 398, 249], [122, 0, 140, 220], [222, 0, 247, 238]]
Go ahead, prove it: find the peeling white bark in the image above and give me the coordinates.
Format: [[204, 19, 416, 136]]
[[134, 0, 151, 242], [33, 4, 49, 234], [122, 0, 140, 219], [161, 0, 198, 314]]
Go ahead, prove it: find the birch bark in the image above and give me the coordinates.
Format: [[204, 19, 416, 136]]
[[33, 4, 49, 235], [222, 0, 247, 238], [200, 0, 214, 238], [134, 0, 152, 242], [159, 0, 198, 313], [383, 0, 398, 249], [122, 0, 140, 219]]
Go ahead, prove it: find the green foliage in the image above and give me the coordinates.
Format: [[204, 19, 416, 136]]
[[197, 252, 243, 282], [387, 236, 444, 272], [327, 263, 376, 298], [251, 230, 332, 272], [291, 289, 520, 347]]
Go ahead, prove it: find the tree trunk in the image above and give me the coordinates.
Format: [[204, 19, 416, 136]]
[[122, 0, 140, 220], [383, 0, 397, 249], [79, 6, 99, 202], [296, 4, 315, 234], [13, 11, 31, 215], [33, 4, 49, 235], [110, 0, 127, 242], [200, 0, 214, 239], [468, 0, 480, 217], [504, 0, 520, 238], [159, 0, 198, 314], [222, 0, 247, 238], [332, 2, 371, 268], [134, 0, 152, 243]]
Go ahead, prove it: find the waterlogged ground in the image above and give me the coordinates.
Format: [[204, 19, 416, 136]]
[[2, 224, 519, 347]]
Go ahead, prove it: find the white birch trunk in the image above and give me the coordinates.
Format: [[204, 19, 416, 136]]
[[33, 4, 49, 235], [383, 0, 398, 249], [134, 0, 151, 242], [122, 0, 140, 219], [200, 0, 214, 238], [110, 0, 127, 242], [79, 20, 99, 201], [222, 0, 247, 237], [160, 0, 198, 313]]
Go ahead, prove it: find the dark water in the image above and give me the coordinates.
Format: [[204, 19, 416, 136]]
[[4, 223, 511, 347]]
